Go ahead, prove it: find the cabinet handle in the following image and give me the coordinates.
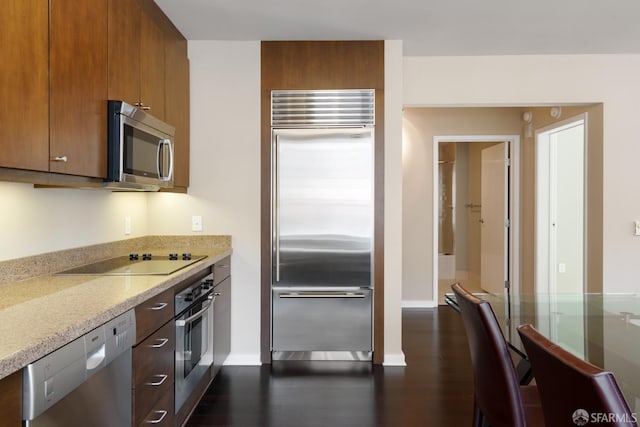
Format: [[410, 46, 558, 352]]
[[145, 374, 168, 386], [144, 410, 167, 424], [148, 302, 168, 311], [141, 106, 151, 111], [149, 338, 169, 348], [51, 156, 68, 162]]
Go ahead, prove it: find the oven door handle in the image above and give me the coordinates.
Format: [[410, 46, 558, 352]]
[[176, 295, 214, 327]]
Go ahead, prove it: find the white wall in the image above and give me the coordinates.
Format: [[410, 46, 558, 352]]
[[0, 182, 147, 261], [404, 54, 640, 294], [383, 40, 405, 366], [147, 41, 262, 364]]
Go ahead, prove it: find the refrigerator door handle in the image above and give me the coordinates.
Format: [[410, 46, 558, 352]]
[[274, 133, 281, 283], [278, 291, 367, 299]]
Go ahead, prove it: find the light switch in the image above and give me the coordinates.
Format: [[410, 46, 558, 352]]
[[634, 221, 640, 236]]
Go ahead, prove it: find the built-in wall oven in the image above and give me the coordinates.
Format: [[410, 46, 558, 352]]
[[174, 272, 215, 414]]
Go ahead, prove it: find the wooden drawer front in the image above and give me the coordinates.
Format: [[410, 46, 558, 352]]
[[137, 390, 174, 427], [213, 256, 231, 286], [135, 288, 174, 344], [133, 321, 175, 424]]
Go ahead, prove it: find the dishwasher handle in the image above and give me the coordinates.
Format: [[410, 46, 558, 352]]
[[86, 344, 106, 371]]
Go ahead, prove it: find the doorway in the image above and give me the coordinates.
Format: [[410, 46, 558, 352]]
[[535, 116, 586, 295], [433, 135, 520, 305], [534, 115, 586, 356]]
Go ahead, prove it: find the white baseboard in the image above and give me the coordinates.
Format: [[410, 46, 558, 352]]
[[223, 353, 262, 366], [383, 352, 407, 366], [402, 300, 438, 308]]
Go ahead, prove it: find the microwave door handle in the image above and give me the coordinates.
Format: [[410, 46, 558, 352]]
[[157, 139, 174, 181]]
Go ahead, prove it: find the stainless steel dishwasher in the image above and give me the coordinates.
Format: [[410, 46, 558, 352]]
[[23, 309, 136, 427]]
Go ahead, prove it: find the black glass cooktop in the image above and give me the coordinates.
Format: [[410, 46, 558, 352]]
[[56, 254, 207, 276]]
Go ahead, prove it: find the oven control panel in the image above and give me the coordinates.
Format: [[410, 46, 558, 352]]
[[174, 273, 214, 315]]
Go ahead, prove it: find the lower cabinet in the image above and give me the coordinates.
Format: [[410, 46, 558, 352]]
[[131, 258, 232, 426], [133, 317, 175, 426], [213, 276, 231, 376], [0, 371, 21, 427]]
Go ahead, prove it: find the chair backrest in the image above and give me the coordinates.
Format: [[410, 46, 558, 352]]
[[451, 283, 528, 427], [517, 324, 637, 427]]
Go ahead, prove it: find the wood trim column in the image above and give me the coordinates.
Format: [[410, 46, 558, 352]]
[[260, 41, 385, 364]]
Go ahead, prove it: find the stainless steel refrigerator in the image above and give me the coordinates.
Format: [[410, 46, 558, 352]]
[[270, 89, 375, 361]]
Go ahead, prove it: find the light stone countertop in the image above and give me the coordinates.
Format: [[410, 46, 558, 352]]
[[0, 237, 231, 380]]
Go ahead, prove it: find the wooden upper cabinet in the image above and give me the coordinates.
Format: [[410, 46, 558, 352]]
[[165, 35, 190, 188], [140, 11, 166, 120], [108, 0, 141, 106], [50, 0, 108, 178], [109, 0, 165, 120], [0, 0, 49, 171]]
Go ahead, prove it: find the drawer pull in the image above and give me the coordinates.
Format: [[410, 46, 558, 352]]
[[51, 156, 68, 162], [146, 374, 168, 386], [145, 410, 167, 424], [149, 338, 169, 348], [148, 302, 168, 311]]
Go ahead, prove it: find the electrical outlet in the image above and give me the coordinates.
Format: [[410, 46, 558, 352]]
[[192, 215, 203, 232], [124, 217, 131, 235], [558, 263, 566, 273]]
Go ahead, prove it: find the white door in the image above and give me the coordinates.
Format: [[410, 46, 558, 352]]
[[535, 118, 585, 355], [535, 119, 585, 295], [480, 143, 508, 295]]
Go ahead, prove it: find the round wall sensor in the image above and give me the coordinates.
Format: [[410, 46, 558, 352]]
[[550, 107, 562, 119]]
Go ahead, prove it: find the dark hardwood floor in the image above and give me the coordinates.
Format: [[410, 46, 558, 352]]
[[186, 307, 475, 427]]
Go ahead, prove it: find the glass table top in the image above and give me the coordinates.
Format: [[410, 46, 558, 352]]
[[445, 292, 640, 412]]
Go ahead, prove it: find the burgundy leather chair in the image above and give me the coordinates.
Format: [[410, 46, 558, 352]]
[[451, 283, 544, 427], [517, 324, 637, 427]]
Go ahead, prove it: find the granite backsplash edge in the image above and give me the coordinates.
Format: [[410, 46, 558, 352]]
[[0, 235, 231, 286]]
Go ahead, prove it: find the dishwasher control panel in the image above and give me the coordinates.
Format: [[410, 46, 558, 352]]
[[22, 310, 136, 421]]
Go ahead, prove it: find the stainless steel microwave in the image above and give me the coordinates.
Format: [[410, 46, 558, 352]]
[[106, 100, 175, 191]]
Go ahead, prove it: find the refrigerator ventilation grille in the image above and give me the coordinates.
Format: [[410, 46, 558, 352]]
[[271, 89, 375, 127]]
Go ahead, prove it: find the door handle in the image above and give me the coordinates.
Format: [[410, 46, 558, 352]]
[[86, 344, 106, 371], [149, 338, 169, 348], [279, 292, 366, 299], [148, 302, 168, 311], [145, 374, 168, 386], [144, 410, 167, 424], [176, 296, 213, 327], [157, 139, 173, 181], [274, 133, 281, 283]]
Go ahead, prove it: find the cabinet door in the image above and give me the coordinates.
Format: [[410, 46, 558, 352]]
[[140, 11, 165, 120], [50, 0, 108, 177], [165, 35, 190, 188], [0, 371, 21, 427], [108, 0, 141, 106], [0, 0, 49, 171], [213, 276, 231, 376]]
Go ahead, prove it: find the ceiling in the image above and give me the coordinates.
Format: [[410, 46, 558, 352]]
[[155, 0, 640, 56]]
